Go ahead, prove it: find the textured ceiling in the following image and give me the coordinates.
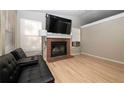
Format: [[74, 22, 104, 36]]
[[42, 10, 124, 26], [32, 10, 124, 26], [80, 10, 124, 25], [42, 10, 86, 17]]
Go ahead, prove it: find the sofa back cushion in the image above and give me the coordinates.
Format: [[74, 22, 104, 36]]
[[0, 53, 21, 83], [11, 48, 27, 60]]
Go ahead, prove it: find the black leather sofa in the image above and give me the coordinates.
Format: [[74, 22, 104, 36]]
[[0, 48, 55, 83]]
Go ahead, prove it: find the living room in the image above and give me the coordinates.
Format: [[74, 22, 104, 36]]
[[1, 0, 124, 91], [0, 10, 124, 83]]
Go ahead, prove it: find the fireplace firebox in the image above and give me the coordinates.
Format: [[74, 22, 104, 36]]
[[51, 42, 67, 57], [47, 38, 71, 62]]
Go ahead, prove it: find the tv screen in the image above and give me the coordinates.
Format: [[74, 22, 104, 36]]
[[46, 14, 72, 34]]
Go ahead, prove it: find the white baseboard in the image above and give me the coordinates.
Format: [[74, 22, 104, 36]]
[[81, 52, 124, 65], [71, 53, 81, 56]]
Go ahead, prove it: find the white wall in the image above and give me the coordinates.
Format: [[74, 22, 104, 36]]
[[17, 10, 81, 29], [72, 28, 80, 41], [81, 13, 124, 62], [71, 28, 81, 55]]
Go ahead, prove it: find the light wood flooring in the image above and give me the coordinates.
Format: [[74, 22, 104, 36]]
[[47, 55, 124, 83]]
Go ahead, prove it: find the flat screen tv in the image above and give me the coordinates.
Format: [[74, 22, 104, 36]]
[[46, 14, 72, 34]]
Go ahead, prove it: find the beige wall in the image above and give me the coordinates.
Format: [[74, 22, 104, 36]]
[[5, 11, 17, 53], [81, 15, 124, 62], [0, 11, 6, 55], [0, 11, 1, 55], [0, 11, 17, 55]]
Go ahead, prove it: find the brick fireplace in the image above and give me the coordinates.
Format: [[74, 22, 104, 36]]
[[47, 38, 71, 62]]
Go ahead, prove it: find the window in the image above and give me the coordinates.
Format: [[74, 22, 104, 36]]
[[5, 31, 14, 53], [20, 18, 42, 52]]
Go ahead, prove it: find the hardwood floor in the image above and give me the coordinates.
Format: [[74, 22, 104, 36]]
[[47, 55, 124, 83]]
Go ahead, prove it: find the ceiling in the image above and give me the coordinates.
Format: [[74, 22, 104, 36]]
[[33, 10, 124, 26], [79, 10, 124, 25], [42, 10, 124, 26], [42, 10, 86, 17]]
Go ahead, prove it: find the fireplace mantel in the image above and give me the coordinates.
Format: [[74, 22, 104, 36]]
[[47, 32, 71, 39]]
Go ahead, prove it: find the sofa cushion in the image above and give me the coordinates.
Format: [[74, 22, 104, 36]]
[[38, 57, 55, 83], [18, 64, 41, 83], [18, 64, 54, 83], [0, 53, 21, 83], [18, 57, 55, 83]]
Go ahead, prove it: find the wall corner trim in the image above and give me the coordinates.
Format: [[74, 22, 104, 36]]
[[81, 52, 124, 65], [81, 12, 124, 28]]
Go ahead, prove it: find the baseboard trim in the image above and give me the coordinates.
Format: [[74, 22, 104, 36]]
[[81, 52, 124, 65], [71, 53, 81, 56]]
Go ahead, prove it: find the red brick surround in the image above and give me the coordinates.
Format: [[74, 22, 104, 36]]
[[47, 38, 72, 62]]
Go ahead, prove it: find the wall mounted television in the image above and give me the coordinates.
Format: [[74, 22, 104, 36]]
[[46, 14, 72, 35]]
